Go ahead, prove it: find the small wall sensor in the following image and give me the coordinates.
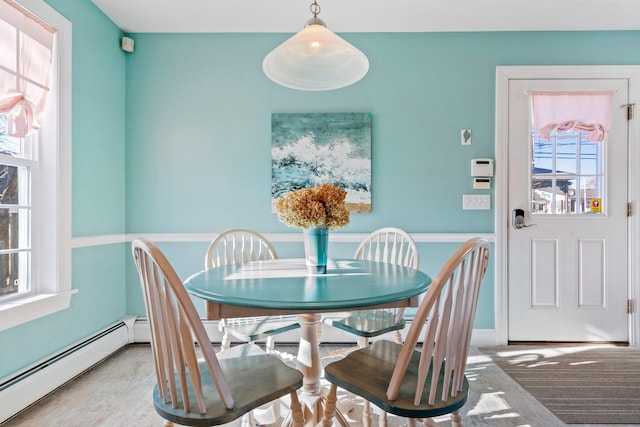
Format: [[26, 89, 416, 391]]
[[121, 36, 134, 53], [461, 129, 471, 145]]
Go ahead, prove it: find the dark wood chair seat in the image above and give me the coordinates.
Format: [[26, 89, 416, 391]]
[[324, 309, 406, 338], [324, 340, 468, 419], [153, 344, 303, 426]]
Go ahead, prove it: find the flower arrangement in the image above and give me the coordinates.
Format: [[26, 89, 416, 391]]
[[274, 183, 350, 230]]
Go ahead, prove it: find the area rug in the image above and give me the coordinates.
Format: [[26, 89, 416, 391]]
[[480, 345, 640, 424]]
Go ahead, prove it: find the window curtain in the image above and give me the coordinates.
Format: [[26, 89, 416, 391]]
[[0, 0, 56, 137], [532, 91, 612, 142]]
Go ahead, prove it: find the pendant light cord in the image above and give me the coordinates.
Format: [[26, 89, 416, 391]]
[[310, 0, 320, 18]]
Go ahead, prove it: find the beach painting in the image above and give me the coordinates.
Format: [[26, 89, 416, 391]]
[[271, 112, 372, 213]]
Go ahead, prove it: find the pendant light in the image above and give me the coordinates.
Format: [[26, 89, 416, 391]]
[[262, 0, 369, 91]]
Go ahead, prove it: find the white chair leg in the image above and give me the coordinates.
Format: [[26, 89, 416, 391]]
[[363, 400, 372, 427], [357, 336, 369, 348], [378, 409, 388, 427], [321, 384, 339, 427], [266, 336, 275, 353], [451, 410, 464, 427], [394, 330, 403, 344], [290, 391, 305, 427], [356, 335, 372, 426], [221, 330, 231, 351], [241, 411, 254, 427]]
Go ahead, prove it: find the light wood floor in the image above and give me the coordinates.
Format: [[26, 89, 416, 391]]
[[1, 344, 635, 427]]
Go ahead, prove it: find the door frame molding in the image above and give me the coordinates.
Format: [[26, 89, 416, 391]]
[[495, 65, 640, 347]]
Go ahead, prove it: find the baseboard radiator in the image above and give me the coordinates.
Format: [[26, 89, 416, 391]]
[[0, 321, 130, 424]]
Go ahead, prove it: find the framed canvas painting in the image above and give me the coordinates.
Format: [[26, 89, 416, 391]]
[[271, 112, 372, 213]]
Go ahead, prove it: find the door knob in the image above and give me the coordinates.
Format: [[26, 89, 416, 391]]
[[512, 208, 535, 229]]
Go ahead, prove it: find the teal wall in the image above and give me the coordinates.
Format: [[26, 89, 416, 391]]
[[124, 30, 640, 327], [124, 31, 640, 234], [2, 0, 640, 382], [0, 0, 126, 377]]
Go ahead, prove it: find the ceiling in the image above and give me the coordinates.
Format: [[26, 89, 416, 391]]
[[91, 0, 640, 34]]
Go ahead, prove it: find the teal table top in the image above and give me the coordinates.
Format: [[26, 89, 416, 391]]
[[185, 258, 431, 311]]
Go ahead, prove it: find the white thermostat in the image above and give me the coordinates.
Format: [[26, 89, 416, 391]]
[[471, 158, 494, 177]]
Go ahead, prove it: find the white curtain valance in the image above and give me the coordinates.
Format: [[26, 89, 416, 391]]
[[532, 91, 612, 142], [0, 0, 56, 137]]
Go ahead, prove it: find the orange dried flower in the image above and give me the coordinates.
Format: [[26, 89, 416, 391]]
[[275, 184, 350, 230]]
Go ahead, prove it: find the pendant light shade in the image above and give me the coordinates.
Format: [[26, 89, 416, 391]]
[[262, 4, 369, 91]]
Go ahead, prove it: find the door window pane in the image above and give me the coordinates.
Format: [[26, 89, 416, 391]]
[[580, 140, 600, 176], [531, 129, 605, 215], [580, 176, 603, 214]]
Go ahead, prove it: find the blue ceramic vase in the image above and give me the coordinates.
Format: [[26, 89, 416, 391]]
[[303, 226, 328, 274]]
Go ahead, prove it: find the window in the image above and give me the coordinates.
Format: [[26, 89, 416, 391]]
[[530, 91, 610, 216], [531, 129, 605, 215], [0, 117, 32, 300], [0, 0, 72, 331]]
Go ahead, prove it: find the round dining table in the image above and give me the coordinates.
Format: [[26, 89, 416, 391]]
[[185, 258, 431, 425]]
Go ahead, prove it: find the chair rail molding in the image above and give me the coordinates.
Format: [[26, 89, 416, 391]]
[[71, 232, 496, 248]]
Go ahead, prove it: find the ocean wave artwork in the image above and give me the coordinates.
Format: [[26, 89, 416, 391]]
[[272, 113, 372, 213]]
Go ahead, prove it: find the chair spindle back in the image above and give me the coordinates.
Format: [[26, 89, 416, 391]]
[[355, 227, 419, 269], [354, 227, 419, 324], [386, 237, 490, 406], [132, 238, 234, 414], [205, 228, 277, 268]]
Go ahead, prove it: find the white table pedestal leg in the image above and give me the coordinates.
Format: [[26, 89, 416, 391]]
[[296, 313, 323, 425], [294, 313, 349, 427]]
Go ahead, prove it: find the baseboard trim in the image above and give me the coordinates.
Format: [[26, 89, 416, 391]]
[[0, 321, 129, 424], [131, 318, 497, 347]]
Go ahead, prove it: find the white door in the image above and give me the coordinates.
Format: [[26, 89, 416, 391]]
[[508, 78, 629, 342]]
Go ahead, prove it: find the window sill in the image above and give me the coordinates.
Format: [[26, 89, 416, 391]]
[[0, 289, 78, 332]]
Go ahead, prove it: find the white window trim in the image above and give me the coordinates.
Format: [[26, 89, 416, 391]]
[[0, 0, 73, 331]]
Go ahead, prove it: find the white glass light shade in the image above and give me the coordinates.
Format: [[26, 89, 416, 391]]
[[263, 24, 369, 91]]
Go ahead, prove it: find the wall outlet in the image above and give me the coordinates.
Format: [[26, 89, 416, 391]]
[[463, 194, 490, 210]]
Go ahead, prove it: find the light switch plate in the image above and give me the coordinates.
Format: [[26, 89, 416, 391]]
[[463, 194, 490, 210]]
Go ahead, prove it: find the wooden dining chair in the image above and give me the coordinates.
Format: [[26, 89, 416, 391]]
[[205, 228, 300, 353], [321, 237, 490, 427], [321, 227, 419, 426], [322, 227, 420, 349], [132, 238, 305, 427]]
